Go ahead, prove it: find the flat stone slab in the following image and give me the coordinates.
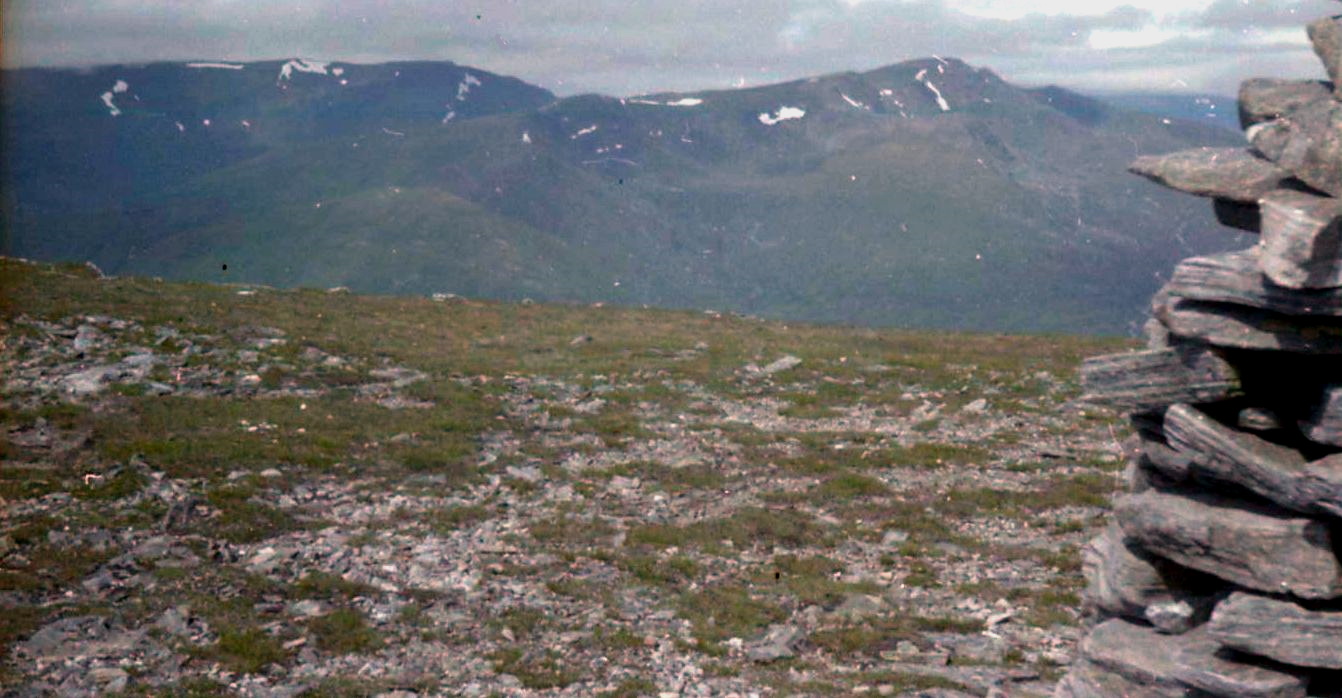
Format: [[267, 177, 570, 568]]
[[1115, 490, 1342, 600], [1080, 346, 1242, 412], [1130, 147, 1290, 203], [1164, 403, 1342, 519], [1062, 619, 1309, 697], [1055, 659, 1190, 698], [1165, 248, 1342, 316], [1083, 522, 1217, 633], [1304, 384, 1342, 447], [1209, 591, 1342, 669], [878, 661, 1040, 696], [1259, 189, 1342, 290], [1080, 619, 1192, 691], [1308, 16, 1342, 98], [1170, 625, 1308, 698], [1132, 429, 1197, 483], [1156, 296, 1342, 354], [1239, 78, 1334, 128]]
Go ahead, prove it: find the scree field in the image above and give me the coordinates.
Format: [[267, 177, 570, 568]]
[[1, 259, 1134, 696]]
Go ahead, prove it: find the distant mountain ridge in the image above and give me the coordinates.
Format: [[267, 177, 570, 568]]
[[1091, 91, 1239, 131], [2, 56, 1248, 334]]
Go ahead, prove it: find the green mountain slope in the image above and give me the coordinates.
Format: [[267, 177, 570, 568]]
[[3, 57, 1247, 334]]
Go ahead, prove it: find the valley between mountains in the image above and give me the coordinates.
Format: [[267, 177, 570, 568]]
[[2, 260, 1133, 696]]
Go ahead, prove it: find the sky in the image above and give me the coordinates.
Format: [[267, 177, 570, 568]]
[[3, 0, 1337, 97]]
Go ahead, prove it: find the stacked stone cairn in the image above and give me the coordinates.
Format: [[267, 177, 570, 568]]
[[1055, 14, 1342, 698]]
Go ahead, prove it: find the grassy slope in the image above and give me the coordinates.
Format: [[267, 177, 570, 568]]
[[1, 259, 1128, 381], [2, 260, 1143, 692]]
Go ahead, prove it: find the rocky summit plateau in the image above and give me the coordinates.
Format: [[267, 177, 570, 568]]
[[2, 255, 1134, 696]]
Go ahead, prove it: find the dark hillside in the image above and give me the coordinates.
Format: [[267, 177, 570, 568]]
[[3, 57, 1246, 333]]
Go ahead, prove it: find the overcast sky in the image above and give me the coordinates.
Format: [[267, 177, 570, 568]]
[[4, 0, 1336, 96]]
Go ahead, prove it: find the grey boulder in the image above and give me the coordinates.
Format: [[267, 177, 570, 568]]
[[1258, 189, 1342, 290], [1080, 345, 1241, 412], [1307, 15, 1342, 98], [1130, 147, 1289, 203], [1239, 78, 1333, 128], [1208, 591, 1342, 669], [1163, 402, 1342, 519], [1115, 490, 1342, 600]]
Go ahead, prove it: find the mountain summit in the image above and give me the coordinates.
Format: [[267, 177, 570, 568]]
[[2, 56, 1245, 333]]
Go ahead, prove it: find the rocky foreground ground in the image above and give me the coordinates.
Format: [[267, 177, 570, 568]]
[[1, 260, 1132, 697]]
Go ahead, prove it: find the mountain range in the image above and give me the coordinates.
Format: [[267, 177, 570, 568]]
[[1, 56, 1249, 334]]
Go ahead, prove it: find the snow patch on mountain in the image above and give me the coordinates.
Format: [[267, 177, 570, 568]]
[[840, 93, 868, 109], [99, 80, 129, 116], [99, 94, 120, 117], [571, 124, 599, 139], [278, 59, 329, 81], [758, 106, 805, 126], [457, 73, 482, 101], [630, 97, 703, 107], [922, 80, 951, 112], [187, 62, 244, 70]]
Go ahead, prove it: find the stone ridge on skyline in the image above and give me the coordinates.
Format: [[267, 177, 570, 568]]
[[1058, 8, 1342, 696]]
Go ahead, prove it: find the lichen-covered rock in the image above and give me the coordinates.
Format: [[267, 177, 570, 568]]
[[1307, 15, 1342, 98], [1077, 619, 1194, 693], [1130, 147, 1289, 202], [1054, 658, 1190, 698], [1163, 403, 1342, 519], [1169, 625, 1308, 698], [1115, 490, 1342, 600], [1208, 591, 1342, 669], [1248, 118, 1294, 163], [1155, 296, 1342, 354], [1083, 523, 1217, 633], [1080, 346, 1241, 412], [1263, 99, 1342, 197], [1256, 190, 1342, 291], [1238, 78, 1333, 128], [1164, 247, 1342, 315]]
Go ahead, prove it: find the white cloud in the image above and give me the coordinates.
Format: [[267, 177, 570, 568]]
[[946, 0, 1212, 20], [1089, 26, 1212, 50], [2, 0, 1336, 97]]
